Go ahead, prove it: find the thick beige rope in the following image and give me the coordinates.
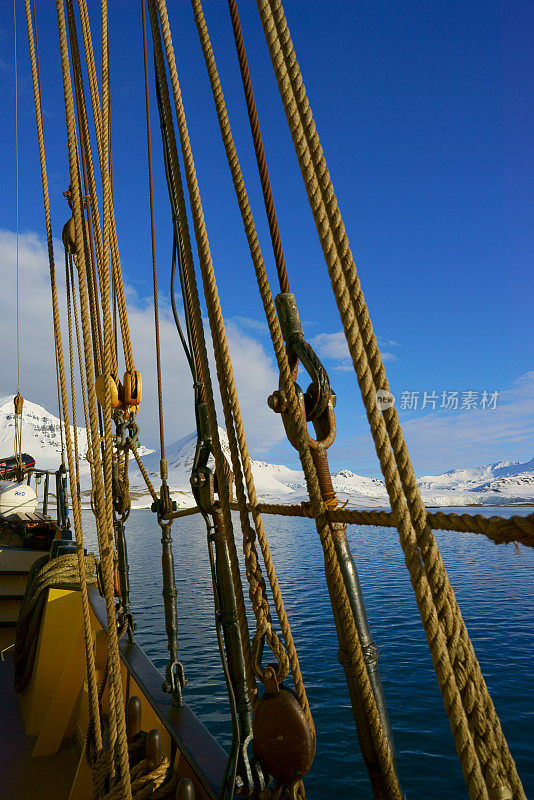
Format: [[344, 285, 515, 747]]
[[158, 0, 293, 695], [163, 2, 401, 795], [77, 0, 134, 374], [65, 252, 81, 499], [256, 2, 523, 797], [169, 503, 533, 550], [148, 0, 256, 704], [187, 0, 314, 726], [244, 505, 534, 548], [69, 255, 97, 489], [129, 757, 170, 799], [24, 0, 102, 754], [130, 443, 158, 504], [55, 1, 131, 795], [65, 0, 113, 378], [14, 553, 98, 693]]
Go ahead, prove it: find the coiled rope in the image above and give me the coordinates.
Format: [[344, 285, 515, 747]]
[[14, 553, 98, 693]]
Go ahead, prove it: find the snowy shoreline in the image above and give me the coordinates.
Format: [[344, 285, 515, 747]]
[[2, 398, 533, 511]]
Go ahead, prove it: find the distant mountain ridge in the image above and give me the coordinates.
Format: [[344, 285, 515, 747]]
[[136, 426, 534, 510], [0, 398, 531, 508], [0, 397, 153, 473]]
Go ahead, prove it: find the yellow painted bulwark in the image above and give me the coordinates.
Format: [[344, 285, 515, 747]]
[[22, 589, 84, 735], [4, 584, 219, 800]]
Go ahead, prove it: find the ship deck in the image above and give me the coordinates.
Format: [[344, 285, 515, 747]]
[[0, 655, 79, 800]]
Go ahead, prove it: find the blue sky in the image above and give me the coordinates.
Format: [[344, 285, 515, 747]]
[[0, 0, 532, 476]]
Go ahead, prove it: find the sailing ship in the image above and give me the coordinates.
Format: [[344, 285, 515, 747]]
[[1, 1, 532, 799]]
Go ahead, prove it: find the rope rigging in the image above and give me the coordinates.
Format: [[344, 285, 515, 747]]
[[191, 1, 400, 796], [18, 1, 530, 799], [12, 0, 26, 482], [14, 0, 20, 395], [149, 5, 256, 793], [24, 0, 104, 769], [254, 1, 524, 797]]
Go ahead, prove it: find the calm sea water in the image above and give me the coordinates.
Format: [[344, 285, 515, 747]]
[[83, 506, 533, 799]]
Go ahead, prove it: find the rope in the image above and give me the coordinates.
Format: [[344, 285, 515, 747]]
[[65, 0, 108, 377], [161, 0, 284, 696], [14, 0, 21, 392], [54, 342, 66, 459], [70, 254, 96, 489], [141, 0, 165, 462], [255, 2, 524, 797], [192, 3, 405, 795], [165, 503, 534, 551], [14, 553, 97, 693], [227, 0, 290, 294], [129, 441, 157, 504], [258, 1, 482, 792], [66, 252, 81, 501], [54, 0, 131, 794], [77, 0, 134, 374], [148, 0, 256, 704], [189, 0, 312, 726], [129, 757, 170, 799], [24, 0, 103, 755], [240, 504, 534, 549], [99, 0, 132, 791]]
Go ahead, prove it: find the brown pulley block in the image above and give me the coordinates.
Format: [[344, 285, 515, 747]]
[[253, 666, 315, 791], [175, 777, 196, 799], [13, 394, 23, 415], [126, 695, 142, 742], [62, 216, 76, 253], [61, 214, 91, 256]]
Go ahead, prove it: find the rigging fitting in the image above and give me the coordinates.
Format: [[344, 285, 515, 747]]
[[149, 13, 260, 790], [268, 290, 400, 795], [112, 410, 136, 640]]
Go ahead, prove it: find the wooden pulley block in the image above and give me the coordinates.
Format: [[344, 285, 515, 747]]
[[145, 728, 163, 770], [126, 695, 142, 742], [95, 373, 122, 409], [253, 666, 315, 790], [62, 216, 76, 253], [175, 778, 196, 800], [122, 370, 142, 408], [62, 215, 91, 255], [13, 394, 23, 415]]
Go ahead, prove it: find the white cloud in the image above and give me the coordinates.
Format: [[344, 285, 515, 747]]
[[398, 371, 534, 473], [0, 230, 61, 409], [231, 316, 269, 335], [310, 331, 350, 361], [310, 330, 398, 372], [0, 229, 285, 455], [332, 371, 534, 476]]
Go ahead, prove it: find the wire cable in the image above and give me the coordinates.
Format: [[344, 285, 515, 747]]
[[14, 0, 20, 392], [141, 0, 166, 460]]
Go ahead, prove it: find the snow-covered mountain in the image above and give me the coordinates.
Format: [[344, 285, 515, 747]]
[[0, 397, 152, 475], [0, 398, 532, 509], [417, 459, 534, 505], [132, 431, 533, 510], [134, 429, 306, 508]]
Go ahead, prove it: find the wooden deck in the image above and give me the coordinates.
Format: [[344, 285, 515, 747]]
[[0, 656, 78, 800]]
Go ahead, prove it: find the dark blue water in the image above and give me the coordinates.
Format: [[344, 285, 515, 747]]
[[83, 507, 533, 798]]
